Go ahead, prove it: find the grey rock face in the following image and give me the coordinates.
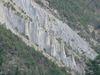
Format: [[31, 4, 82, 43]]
[[0, 0, 97, 75]]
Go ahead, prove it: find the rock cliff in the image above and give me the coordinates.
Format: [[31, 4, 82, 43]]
[[0, 0, 98, 75]]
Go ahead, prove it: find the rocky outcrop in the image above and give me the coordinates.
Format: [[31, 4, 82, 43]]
[[0, 0, 98, 75]]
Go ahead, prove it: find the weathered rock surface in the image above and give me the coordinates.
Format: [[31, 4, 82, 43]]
[[0, 0, 98, 75]]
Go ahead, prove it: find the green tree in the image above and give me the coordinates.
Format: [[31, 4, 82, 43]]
[[15, 67, 20, 75]]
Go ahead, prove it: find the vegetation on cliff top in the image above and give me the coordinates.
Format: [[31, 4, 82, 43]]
[[46, 0, 100, 30]]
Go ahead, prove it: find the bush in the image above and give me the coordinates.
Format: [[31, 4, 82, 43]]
[[94, 45, 100, 53], [0, 46, 3, 53], [91, 31, 95, 39], [15, 67, 20, 75], [0, 57, 3, 66], [86, 55, 100, 75]]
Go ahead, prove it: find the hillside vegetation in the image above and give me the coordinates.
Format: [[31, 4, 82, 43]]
[[86, 55, 100, 75], [0, 25, 70, 75], [47, 0, 100, 30]]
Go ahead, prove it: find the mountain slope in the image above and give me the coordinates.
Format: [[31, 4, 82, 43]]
[[0, 0, 98, 75], [0, 25, 70, 75]]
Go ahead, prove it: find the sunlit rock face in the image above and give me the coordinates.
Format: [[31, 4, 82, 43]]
[[0, 0, 97, 75]]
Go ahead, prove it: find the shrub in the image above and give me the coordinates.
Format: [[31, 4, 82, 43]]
[[0, 46, 3, 53], [86, 55, 100, 75]]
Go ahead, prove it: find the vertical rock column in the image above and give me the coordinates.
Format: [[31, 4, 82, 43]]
[[60, 40, 67, 60], [25, 20, 30, 38], [0, 2, 5, 24]]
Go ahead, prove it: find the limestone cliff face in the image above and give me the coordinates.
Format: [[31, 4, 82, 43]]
[[0, 0, 98, 75]]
